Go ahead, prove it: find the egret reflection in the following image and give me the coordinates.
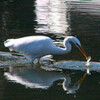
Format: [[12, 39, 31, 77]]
[[4, 65, 86, 94], [63, 72, 87, 94], [0, 51, 100, 94], [4, 66, 69, 89]]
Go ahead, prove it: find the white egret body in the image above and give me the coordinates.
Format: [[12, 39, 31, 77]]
[[4, 36, 88, 63]]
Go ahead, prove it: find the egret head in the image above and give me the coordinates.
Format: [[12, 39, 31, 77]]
[[65, 36, 88, 60]]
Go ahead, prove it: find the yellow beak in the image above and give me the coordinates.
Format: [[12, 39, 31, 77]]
[[78, 45, 88, 60]]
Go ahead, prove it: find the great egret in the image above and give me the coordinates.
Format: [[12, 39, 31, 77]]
[[4, 36, 88, 63]]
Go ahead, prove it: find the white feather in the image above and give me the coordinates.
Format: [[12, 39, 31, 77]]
[[4, 36, 84, 63]]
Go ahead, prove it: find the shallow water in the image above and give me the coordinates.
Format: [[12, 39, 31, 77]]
[[0, 0, 100, 100]]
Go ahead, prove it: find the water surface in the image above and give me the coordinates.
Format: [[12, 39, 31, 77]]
[[0, 0, 100, 100]]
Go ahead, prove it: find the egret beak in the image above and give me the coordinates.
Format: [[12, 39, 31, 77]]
[[78, 72, 87, 83], [76, 44, 88, 60]]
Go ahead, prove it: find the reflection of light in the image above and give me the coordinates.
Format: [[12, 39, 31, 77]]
[[70, 0, 100, 15], [35, 0, 69, 34], [35, 0, 49, 33], [49, 0, 68, 34]]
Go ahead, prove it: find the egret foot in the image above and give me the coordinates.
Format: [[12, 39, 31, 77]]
[[32, 58, 43, 67]]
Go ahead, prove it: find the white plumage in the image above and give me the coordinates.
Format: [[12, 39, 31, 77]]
[[4, 36, 88, 63]]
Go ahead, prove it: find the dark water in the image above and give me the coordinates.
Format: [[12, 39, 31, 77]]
[[0, 0, 100, 100]]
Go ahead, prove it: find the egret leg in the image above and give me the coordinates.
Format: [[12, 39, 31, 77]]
[[31, 57, 40, 64], [37, 58, 40, 64], [33, 58, 43, 67], [31, 57, 35, 64], [30, 58, 37, 68], [10, 51, 13, 56], [9, 48, 14, 56]]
